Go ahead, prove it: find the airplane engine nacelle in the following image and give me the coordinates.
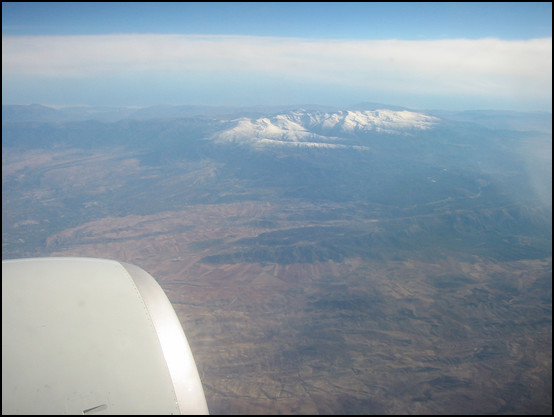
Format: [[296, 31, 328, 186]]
[[2, 257, 209, 415]]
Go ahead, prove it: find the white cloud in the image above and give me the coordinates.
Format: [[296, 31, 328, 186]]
[[2, 34, 552, 107]]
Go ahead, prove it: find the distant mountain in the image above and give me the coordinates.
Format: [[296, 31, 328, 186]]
[[213, 109, 439, 149], [1, 103, 341, 124], [1, 104, 137, 123], [2, 104, 63, 123], [3, 103, 550, 136], [427, 109, 552, 134]]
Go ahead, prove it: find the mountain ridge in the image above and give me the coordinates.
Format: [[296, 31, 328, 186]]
[[212, 109, 440, 149]]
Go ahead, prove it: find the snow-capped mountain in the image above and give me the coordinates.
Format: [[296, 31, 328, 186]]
[[213, 109, 439, 149]]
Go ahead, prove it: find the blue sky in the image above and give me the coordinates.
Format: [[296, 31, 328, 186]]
[[2, 2, 552, 110]]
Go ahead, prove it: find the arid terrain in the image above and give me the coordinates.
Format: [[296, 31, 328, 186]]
[[2, 105, 551, 414], [41, 200, 551, 414]]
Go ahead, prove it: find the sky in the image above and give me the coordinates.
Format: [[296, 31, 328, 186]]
[[2, 2, 552, 111]]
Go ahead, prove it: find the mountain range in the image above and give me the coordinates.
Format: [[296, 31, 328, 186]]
[[212, 109, 439, 149]]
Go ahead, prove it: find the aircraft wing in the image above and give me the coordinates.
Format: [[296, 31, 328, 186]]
[[2, 257, 209, 415]]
